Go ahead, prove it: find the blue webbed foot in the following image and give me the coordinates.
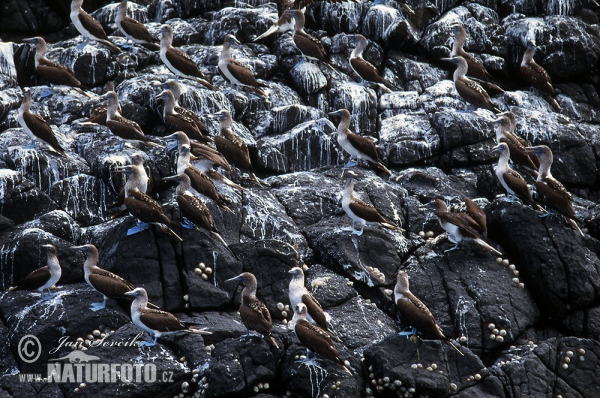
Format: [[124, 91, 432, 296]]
[[539, 210, 551, 218], [21, 142, 36, 150], [40, 290, 57, 300], [39, 88, 54, 98], [351, 223, 364, 236], [180, 218, 196, 230], [345, 159, 359, 167], [166, 141, 178, 151], [399, 327, 417, 336], [141, 335, 157, 347], [90, 297, 107, 312], [444, 242, 460, 253], [127, 221, 149, 235], [77, 38, 89, 49]]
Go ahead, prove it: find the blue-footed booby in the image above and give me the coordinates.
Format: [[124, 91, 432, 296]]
[[160, 79, 209, 136], [116, 0, 160, 50], [17, 89, 68, 156], [289, 267, 339, 341], [329, 108, 391, 175], [493, 114, 539, 172], [526, 145, 583, 236], [219, 34, 267, 96], [254, 12, 295, 41], [104, 91, 160, 148], [341, 170, 401, 235], [108, 152, 148, 213], [22, 36, 90, 98], [433, 199, 501, 255], [349, 34, 395, 92], [286, 9, 332, 68], [159, 25, 215, 90], [451, 25, 503, 94], [521, 40, 560, 110], [213, 110, 253, 172], [394, 271, 463, 355], [492, 143, 544, 211], [154, 90, 211, 143], [125, 287, 210, 346], [162, 173, 227, 245], [225, 272, 279, 348], [441, 56, 501, 113], [86, 82, 119, 125], [70, 0, 120, 52], [292, 303, 352, 374], [9, 244, 62, 299], [176, 144, 233, 213]]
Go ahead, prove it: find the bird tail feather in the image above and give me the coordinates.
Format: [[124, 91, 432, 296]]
[[474, 238, 502, 256]]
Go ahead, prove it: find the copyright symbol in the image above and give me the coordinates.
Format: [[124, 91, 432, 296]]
[[18, 335, 41, 363]]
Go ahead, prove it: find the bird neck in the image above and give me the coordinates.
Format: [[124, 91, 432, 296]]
[[106, 96, 120, 120], [537, 155, 553, 181], [124, 169, 144, 197], [289, 275, 305, 291], [132, 292, 149, 311], [220, 118, 233, 130], [453, 61, 468, 81], [494, 125, 506, 143], [220, 42, 232, 62], [83, 252, 100, 273], [19, 95, 31, 114], [161, 30, 173, 48], [497, 150, 510, 169], [71, 1, 82, 12], [177, 153, 191, 173], [351, 39, 367, 59], [343, 179, 354, 198], [337, 115, 351, 136], [34, 43, 47, 67], [163, 95, 175, 114], [522, 48, 535, 66], [117, 1, 127, 21], [47, 253, 61, 273], [451, 30, 466, 56], [291, 311, 306, 329], [293, 12, 306, 32], [242, 280, 257, 299], [176, 180, 191, 196]]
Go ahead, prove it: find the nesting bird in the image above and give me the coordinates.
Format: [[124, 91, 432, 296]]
[[86, 81, 120, 125], [108, 152, 149, 213], [433, 199, 501, 255], [17, 89, 68, 156], [213, 110, 253, 173], [125, 287, 210, 346], [9, 244, 62, 300], [155, 89, 212, 143], [520, 40, 560, 110], [330, 108, 391, 175], [116, 0, 160, 50], [441, 55, 501, 113], [394, 271, 463, 355], [526, 145, 583, 236], [492, 114, 539, 172], [226, 272, 279, 348], [286, 9, 332, 68], [160, 79, 209, 136], [70, 0, 120, 52], [349, 34, 395, 92], [104, 91, 159, 148], [219, 34, 267, 96], [341, 170, 401, 236]]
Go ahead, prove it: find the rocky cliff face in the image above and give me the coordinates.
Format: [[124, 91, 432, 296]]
[[1, 0, 600, 397]]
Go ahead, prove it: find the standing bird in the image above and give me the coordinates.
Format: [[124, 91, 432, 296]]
[[286, 9, 332, 68], [70, 0, 120, 52], [394, 271, 463, 355], [450, 24, 503, 93], [520, 40, 560, 110], [329, 108, 391, 175], [292, 303, 352, 374], [71, 244, 134, 311], [104, 91, 159, 148], [9, 244, 62, 300], [17, 89, 68, 156], [107, 152, 148, 213], [441, 56, 501, 114], [160, 79, 209, 135], [253, 12, 295, 41], [341, 170, 401, 235], [159, 25, 215, 90], [219, 34, 267, 96], [289, 267, 338, 340], [213, 110, 253, 172], [526, 145, 583, 236], [86, 81, 120, 125], [492, 143, 543, 211], [349, 34, 395, 92], [433, 199, 501, 255], [116, 0, 160, 50], [154, 90, 211, 143], [22, 36, 90, 98], [225, 272, 279, 348], [493, 114, 539, 171], [162, 173, 227, 245], [125, 287, 210, 346]]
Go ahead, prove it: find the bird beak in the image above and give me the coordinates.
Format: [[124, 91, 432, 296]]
[[69, 245, 85, 250], [22, 37, 36, 44], [254, 25, 279, 41], [440, 57, 456, 63], [225, 275, 244, 283], [114, 166, 131, 173], [328, 110, 342, 117], [161, 175, 179, 182], [124, 290, 136, 297], [491, 144, 502, 153]]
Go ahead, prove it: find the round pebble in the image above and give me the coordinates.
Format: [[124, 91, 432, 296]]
[[205, 268, 213, 275], [496, 257, 503, 264], [281, 311, 288, 317], [93, 330, 101, 337], [431, 364, 437, 370], [502, 259, 510, 266], [518, 283, 525, 289], [488, 323, 496, 330], [417, 364, 423, 369], [566, 351, 574, 357], [199, 262, 206, 269], [411, 364, 417, 369], [425, 231, 434, 238], [183, 294, 189, 302], [500, 330, 507, 336], [474, 374, 481, 381], [564, 357, 570, 363], [418, 231, 425, 237], [562, 364, 568, 369], [276, 303, 284, 311], [509, 264, 516, 270], [578, 348, 586, 355], [451, 383, 457, 390], [459, 336, 467, 343], [490, 334, 496, 340], [264, 383, 269, 389], [394, 380, 402, 386], [496, 336, 504, 343], [79, 383, 86, 388], [201, 273, 208, 280], [492, 328, 499, 335]]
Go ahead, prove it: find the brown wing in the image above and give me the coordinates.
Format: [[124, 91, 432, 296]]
[[191, 143, 231, 171], [536, 179, 576, 220], [460, 50, 500, 87], [12, 266, 50, 291], [139, 308, 187, 332], [225, 60, 260, 88], [239, 297, 273, 335], [500, 136, 539, 170], [396, 292, 445, 340], [464, 198, 486, 235], [455, 78, 499, 113], [346, 132, 379, 161], [37, 59, 83, 88], [214, 134, 252, 170], [293, 0, 351, 9], [521, 62, 555, 96], [121, 17, 159, 43], [302, 293, 328, 330], [436, 212, 482, 239], [503, 169, 536, 206], [166, 48, 205, 79], [78, 12, 110, 41], [295, 319, 341, 363], [107, 115, 146, 141], [349, 198, 388, 224], [350, 57, 387, 85], [164, 113, 206, 142], [124, 190, 174, 225], [185, 167, 231, 208], [177, 193, 215, 232], [294, 33, 328, 63], [176, 106, 208, 135], [89, 269, 134, 298], [88, 107, 108, 125], [23, 112, 67, 156]]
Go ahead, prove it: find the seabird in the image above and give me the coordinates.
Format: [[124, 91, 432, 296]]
[[341, 170, 401, 235], [22, 36, 90, 98], [291, 303, 352, 374], [70, 0, 120, 52], [17, 89, 68, 156], [116, 165, 183, 241], [160, 79, 209, 136], [441, 56, 501, 113], [154, 90, 211, 143], [450, 25, 503, 93], [86, 81, 119, 125], [520, 40, 560, 110], [176, 144, 233, 213], [218, 34, 267, 96], [276, 0, 359, 16], [71, 244, 134, 311], [213, 110, 253, 172], [288, 267, 339, 340], [159, 25, 215, 90], [108, 152, 149, 213], [162, 173, 227, 245], [116, 0, 160, 50], [329, 108, 391, 175], [493, 114, 539, 171], [125, 287, 210, 346], [225, 272, 279, 348], [286, 9, 332, 68], [526, 145, 583, 236], [492, 143, 544, 211], [433, 199, 501, 255], [253, 12, 295, 41], [349, 34, 395, 92], [394, 271, 463, 355], [9, 244, 62, 299], [104, 91, 160, 148]]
